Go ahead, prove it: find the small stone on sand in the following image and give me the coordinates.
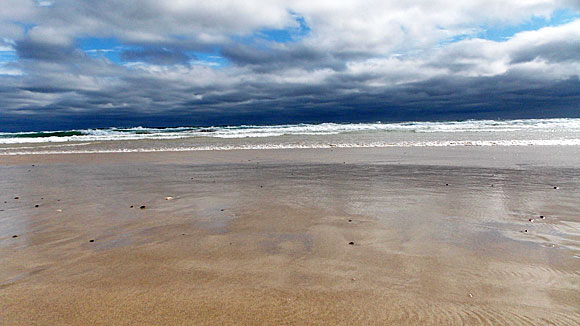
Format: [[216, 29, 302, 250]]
[[34, 204, 39, 208], [445, 184, 449, 186], [164, 196, 173, 200], [348, 219, 352, 223], [540, 215, 545, 219], [524, 229, 528, 233], [12, 235, 18, 238], [140, 205, 146, 209], [529, 218, 534, 222], [468, 293, 473, 298], [348, 241, 355, 245], [14, 197, 19, 200], [89, 239, 95, 243], [130, 205, 134, 208], [554, 186, 559, 189], [56, 209, 62, 212]]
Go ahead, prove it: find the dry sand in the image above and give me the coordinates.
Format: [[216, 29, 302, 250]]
[[1, 147, 580, 325]]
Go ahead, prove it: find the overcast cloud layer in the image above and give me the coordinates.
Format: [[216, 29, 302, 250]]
[[1, 0, 579, 131]]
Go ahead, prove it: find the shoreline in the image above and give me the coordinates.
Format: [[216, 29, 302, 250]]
[[1, 146, 579, 325], [2, 146, 580, 168]]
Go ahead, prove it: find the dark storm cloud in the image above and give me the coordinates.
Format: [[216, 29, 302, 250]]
[[15, 39, 76, 62], [222, 44, 347, 72], [510, 39, 580, 64]]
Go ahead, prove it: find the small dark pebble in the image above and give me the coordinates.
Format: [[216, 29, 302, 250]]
[[181, 233, 186, 236], [529, 218, 534, 222], [348, 241, 355, 245], [140, 205, 146, 209], [220, 209, 224, 211], [553, 186, 559, 189], [12, 235, 18, 238], [34, 204, 39, 208], [524, 229, 528, 233], [31, 165, 35, 167], [89, 239, 95, 243], [229, 243, 232, 245], [491, 184, 494, 187], [130, 205, 134, 208], [348, 219, 352, 223], [540, 215, 545, 219], [14, 197, 19, 200], [445, 184, 449, 186], [260, 185, 263, 188]]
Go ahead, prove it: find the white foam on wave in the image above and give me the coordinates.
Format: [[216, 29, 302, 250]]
[[2, 118, 580, 144], [2, 139, 580, 155]]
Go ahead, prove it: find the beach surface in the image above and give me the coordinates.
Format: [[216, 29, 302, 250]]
[[1, 147, 580, 325]]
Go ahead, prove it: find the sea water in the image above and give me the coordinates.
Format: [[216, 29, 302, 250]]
[[1, 118, 580, 155]]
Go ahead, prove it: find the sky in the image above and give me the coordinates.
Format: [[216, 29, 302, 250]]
[[0, 0, 579, 131]]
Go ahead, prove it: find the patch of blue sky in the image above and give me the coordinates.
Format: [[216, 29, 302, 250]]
[[233, 13, 310, 46], [78, 37, 230, 68], [189, 51, 230, 68], [78, 37, 125, 63], [443, 8, 580, 44], [0, 48, 21, 75], [477, 8, 579, 41], [0, 46, 17, 64]]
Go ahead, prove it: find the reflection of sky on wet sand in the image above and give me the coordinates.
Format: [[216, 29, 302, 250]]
[[1, 148, 579, 324]]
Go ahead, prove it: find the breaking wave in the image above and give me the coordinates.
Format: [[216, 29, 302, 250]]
[[2, 118, 580, 144]]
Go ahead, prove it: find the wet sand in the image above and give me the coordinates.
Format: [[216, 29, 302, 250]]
[[1, 147, 580, 325]]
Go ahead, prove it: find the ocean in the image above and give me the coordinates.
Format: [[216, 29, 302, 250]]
[[1, 118, 580, 155]]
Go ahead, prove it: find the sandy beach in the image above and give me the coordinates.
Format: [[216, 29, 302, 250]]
[[1, 147, 580, 325]]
